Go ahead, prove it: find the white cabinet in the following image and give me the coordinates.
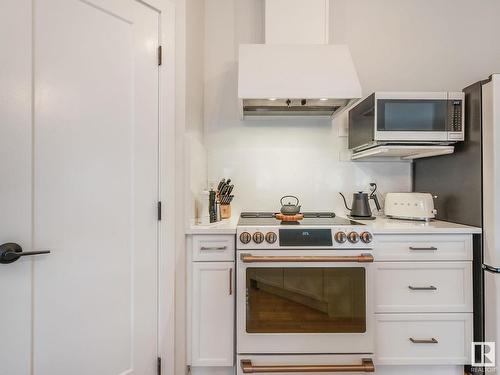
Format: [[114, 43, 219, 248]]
[[189, 234, 236, 368], [191, 262, 234, 366], [374, 233, 474, 367]]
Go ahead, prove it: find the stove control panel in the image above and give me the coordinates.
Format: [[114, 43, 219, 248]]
[[237, 227, 373, 249]]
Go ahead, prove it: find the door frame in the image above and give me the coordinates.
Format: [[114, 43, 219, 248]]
[[142, 1, 176, 375]]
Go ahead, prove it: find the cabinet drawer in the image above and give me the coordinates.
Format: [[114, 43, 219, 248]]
[[375, 262, 472, 313], [193, 235, 235, 261], [375, 313, 472, 365], [374, 234, 472, 261]]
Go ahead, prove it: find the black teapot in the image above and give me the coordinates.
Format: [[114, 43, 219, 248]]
[[280, 195, 301, 215]]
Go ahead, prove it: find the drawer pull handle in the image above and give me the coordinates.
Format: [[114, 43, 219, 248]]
[[409, 337, 438, 344], [409, 246, 437, 251], [200, 246, 227, 251], [229, 267, 233, 295], [408, 285, 437, 291], [240, 358, 375, 373]]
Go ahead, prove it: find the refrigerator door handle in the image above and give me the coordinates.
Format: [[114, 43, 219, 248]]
[[483, 264, 500, 274]]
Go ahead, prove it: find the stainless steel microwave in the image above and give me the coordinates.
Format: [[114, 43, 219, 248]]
[[348, 92, 465, 151]]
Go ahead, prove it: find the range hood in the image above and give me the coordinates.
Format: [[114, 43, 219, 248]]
[[238, 0, 362, 120], [238, 44, 362, 119]]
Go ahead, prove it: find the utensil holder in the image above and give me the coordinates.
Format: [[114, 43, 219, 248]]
[[220, 204, 231, 219]]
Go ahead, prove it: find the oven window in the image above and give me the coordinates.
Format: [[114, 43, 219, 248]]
[[377, 100, 447, 131], [246, 267, 366, 333]]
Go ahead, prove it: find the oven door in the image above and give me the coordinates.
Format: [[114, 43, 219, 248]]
[[237, 249, 374, 354]]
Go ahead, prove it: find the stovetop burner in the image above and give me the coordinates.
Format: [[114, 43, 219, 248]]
[[238, 212, 363, 226], [240, 212, 335, 219]]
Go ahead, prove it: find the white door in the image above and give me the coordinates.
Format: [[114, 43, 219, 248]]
[[0, 0, 160, 374]]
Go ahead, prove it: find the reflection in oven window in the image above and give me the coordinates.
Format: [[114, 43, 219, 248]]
[[246, 267, 366, 333]]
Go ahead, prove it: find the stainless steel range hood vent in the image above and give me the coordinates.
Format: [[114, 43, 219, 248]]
[[238, 44, 362, 119], [242, 98, 352, 118]]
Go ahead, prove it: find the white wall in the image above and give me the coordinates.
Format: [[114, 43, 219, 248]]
[[185, 0, 207, 221], [197, 0, 500, 217]]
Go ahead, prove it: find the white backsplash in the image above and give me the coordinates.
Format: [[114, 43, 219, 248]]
[[205, 114, 411, 216]]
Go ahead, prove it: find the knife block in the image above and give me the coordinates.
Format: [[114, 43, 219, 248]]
[[220, 204, 231, 219]]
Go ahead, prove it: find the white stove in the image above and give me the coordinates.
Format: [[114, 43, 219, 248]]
[[235, 211, 375, 362]]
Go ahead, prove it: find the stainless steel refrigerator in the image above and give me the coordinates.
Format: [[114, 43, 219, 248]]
[[414, 74, 499, 372]]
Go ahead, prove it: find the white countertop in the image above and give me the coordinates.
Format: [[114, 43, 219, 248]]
[[186, 216, 481, 235], [185, 218, 238, 235], [360, 216, 482, 235]]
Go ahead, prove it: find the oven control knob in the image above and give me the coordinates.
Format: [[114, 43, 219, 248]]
[[334, 231, 347, 243], [348, 232, 360, 243], [360, 231, 373, 244], [253, 232, 264, 244], [265, 232, 277, 244], [240, 232, 251, 244]]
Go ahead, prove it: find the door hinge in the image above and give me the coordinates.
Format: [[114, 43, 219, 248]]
[[158, 45, 162, 66], [157, 201, 162, 221], [157, 357, 161, 375]]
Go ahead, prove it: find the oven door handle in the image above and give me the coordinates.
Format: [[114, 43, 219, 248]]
[[239, 253, 374, 263], [240, 358, 375, 373]]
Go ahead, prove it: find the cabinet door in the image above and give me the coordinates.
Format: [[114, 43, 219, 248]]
[[192, 262, 234, 366]]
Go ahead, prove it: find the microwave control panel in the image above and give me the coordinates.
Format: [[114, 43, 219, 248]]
[[448, 99, 463, 132]]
